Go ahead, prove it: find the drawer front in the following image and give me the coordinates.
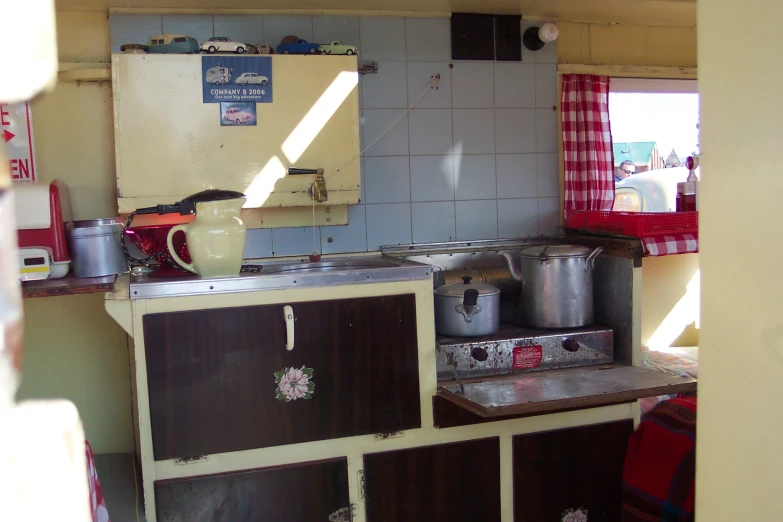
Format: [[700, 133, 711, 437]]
[[363, 438, 501, 522], [143, 294, 421, 460], [513, 420, 634, 522], [155, 458, 350, 522]]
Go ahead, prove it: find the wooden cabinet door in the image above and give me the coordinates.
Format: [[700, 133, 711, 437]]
[[513, 420, 634, 522], [363, 438, 501, 522], [155, 458, 350, 522], [144, 294, 420, 461]]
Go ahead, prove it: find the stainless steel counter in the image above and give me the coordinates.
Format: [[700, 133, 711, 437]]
[[129, 256, 432, 299]]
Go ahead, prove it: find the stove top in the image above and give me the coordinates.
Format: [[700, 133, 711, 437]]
[[436, 324, 614, 381]]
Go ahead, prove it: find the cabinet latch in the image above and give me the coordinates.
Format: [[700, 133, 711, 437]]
[[357, 470, 366, 500], [174, 455, 208, 465]]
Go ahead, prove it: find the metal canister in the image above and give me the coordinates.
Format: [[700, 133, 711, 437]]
[[434, 276, 501, 337], [68, 218, 128, 278]]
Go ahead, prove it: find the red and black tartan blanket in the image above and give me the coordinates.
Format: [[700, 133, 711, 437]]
[[621, 396, 697, 522]]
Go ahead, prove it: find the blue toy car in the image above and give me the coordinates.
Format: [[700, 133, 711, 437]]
[[276, 39, 323, 55]]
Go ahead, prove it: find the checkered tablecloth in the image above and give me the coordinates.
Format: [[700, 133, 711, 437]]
[[86, 440, 111, 522], [641, 234, 698, 256]]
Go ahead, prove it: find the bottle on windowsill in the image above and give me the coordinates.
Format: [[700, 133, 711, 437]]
[[676, 155, 699, 212]]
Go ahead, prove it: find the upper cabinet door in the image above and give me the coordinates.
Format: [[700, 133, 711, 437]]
[[143, 294, 421, 461], [112, 54, 360, 213]]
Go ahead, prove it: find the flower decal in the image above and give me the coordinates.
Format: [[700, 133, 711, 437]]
[[561, 507, 588, 522], [274, 366, 315, 402]]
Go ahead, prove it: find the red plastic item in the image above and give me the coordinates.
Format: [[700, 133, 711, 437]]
[[126, 224, 191, 263], [17, 180, 72, 263], [565, 211, 698, 238]]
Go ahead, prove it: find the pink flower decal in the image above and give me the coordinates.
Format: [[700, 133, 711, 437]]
[[561, 508, 588, 522], [274, 366, 315, 402]]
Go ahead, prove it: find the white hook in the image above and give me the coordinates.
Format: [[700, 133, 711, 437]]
[[284, 305, 295, 351]]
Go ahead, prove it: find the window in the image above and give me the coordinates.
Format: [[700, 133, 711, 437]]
[[609, 79, 699, 212], [174, 37, 186, 43]]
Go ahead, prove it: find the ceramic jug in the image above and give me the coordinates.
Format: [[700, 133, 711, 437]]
[[166, 197, 246, 278]]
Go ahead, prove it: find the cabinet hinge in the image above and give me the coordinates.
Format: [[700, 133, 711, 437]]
[[373, 431, 404, 441], [358, 470, 366, 500], [173, 455, 208, 465]]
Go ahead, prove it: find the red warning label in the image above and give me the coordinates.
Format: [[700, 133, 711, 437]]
[[513, 345, 543, 370]]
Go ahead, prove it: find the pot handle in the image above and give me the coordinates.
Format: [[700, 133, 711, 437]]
[[167, 224, 196, 274], [584, 246, 604, 271], [463, 288, 479, 307]]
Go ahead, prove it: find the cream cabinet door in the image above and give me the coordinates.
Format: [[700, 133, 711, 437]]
[[112, 54, 360, 213]]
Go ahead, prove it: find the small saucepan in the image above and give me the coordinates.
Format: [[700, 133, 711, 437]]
[[434, 276, 501, 337]]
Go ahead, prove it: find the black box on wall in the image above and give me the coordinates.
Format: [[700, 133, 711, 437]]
[[451, 13, 522, 61]]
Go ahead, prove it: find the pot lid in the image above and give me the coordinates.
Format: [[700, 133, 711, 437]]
[[435, 276, 500, 297], [519, 244, 593, 258], [69, 217, 124, 238]]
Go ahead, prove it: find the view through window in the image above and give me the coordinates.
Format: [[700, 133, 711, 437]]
[[609, 79, 699, 212]]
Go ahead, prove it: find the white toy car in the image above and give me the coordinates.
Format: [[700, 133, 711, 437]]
[[201, 37, 248, 54], [235, 72, 269, 86]]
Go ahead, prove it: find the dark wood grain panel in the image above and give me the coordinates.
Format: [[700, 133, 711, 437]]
[[22, 274, 116, 298], [144, 295, 420, 460], [451, 13, 494, 60], [155, 458, 350, 522], [494, 15, 522, 61], [513, 420, 634, 522], [438, 365, 697, 418], [364, 438, 501, 522]]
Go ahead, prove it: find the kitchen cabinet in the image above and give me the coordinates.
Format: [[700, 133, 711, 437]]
[[143, 294, 421, 461], [112, 54, 360, 214], [513, 420, 634, 522], [155, 458, 350, 521], [363, 438, 501, 522]]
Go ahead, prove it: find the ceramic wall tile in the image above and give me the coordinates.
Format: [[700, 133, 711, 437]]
[[494, 63, 536, 108], [497, 198, 539, 238], [272, 227, 321, 257], [496, 154, 537, 199], [451, 62, 494, 108], [537, 153, 560, 197], [412, 201, 456, 243], [536, 108, 559, 153], [495, 109, 537, 154], [263, 15, 313, 49], [243, 228, 273, 259], [366, 203, 412, 250], [538, 197, 561, 236], [454, 155, 496, 200], [407, 62, 452, 109], [453, 109, 495, 154], [161, 15, 214, 45], [362, 61, 408, 109], [312, 16, 361, 47], [456, 200, 498, 240], [359, 17, 406, 61], [408, 109, 453, 156], [405, 17, 451, 61], [361, 109, 409, 156], [535, 63, 558, 109], [410, 155, 454, 202], [363, 156, 410, 204], [320, 205, 367, 254], [213, 15, 264, 46], [110, 15, 162, 53]]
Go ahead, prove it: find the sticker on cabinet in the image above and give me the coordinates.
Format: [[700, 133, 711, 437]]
[[513, 345, 543, 370], [202, 56, 273, 103], [561, 507, 588, 522], [274, 365, 315, 402], [220, 102, 257, 126]]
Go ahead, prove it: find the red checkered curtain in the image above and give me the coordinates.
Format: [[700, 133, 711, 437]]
[[561, 74, 614, 215]]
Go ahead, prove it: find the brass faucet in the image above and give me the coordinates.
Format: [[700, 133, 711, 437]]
[[288, 167, 328, 203]]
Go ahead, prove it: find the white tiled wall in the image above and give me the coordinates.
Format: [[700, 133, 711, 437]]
[[110, 14, 560, 257]]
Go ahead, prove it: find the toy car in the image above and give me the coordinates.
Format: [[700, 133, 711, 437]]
[[318, 41, 358, 55], [235, 72, 268, 85], [255, 44, 275, 54], [223, 107, 254, 124], [205, 64, 232, 85], [201, 37, 248, 54], [147, 34, 200, 54], [276, 39, 322, 55]]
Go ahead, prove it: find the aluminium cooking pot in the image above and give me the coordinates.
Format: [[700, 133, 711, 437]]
[[434, 276, 500, 337], [500, 244, 603, 329]]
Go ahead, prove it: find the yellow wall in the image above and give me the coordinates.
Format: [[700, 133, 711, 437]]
[[642, 254, 699, 348], [697, 0, 783, 518], [15, 11, 133, 454], [557, 21, 697, 67]]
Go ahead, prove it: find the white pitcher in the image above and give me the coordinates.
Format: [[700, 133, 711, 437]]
[[166, 197, 246, 278]]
